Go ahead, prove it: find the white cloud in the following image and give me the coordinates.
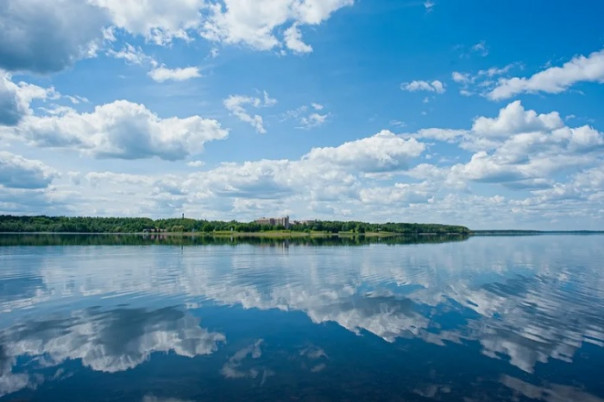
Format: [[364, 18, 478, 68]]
[[0, 0, 109, 73], [0, 72, 27, 126], [284, 23, 313, 53], [0, 0, 353, 78], [452, 71, 470, 84], [148, 66, 201, 82], [92, 0, 205, 45], [299, 112, 328, 129], [201, 0, 353, 52], [224, 91, 277, 134], [424, 1, 435, 11], [471, 40, 488, 57], [29, 101, 597, 227], [0, 0, 351, 78], [472, 100, 564, 137], [6, 100, 228, 160], [108, 45, 200, 83], [107, 43, 155, 66], [284, 103, 329, 129], [90, 129, 422, 218], [187, 160, 205, 168], [0, 151, 56, 189], [414, 101, 604, 188], [0, 71, 58, 126], [452, 64, 518, 96], [304, 130, 425, 171], [2, 99, 603, 229], [359, 182, 431, 205], [401, 80, 445, 93], [488, 48, 604, 100]]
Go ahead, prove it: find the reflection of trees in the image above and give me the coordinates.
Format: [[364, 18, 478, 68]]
[[0, 233, 469, 247], [0, 307, 224, 397]]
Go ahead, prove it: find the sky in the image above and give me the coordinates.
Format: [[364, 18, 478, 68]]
[[1, 0, 604, 230]]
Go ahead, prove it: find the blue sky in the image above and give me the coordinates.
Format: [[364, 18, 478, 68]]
[[1, 0, 604, 229]]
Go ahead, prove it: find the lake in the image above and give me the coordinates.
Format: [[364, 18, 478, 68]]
[[0, 234, 603, 401]]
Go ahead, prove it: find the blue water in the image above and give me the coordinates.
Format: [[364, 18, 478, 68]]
[[0, 234, 602, 401]]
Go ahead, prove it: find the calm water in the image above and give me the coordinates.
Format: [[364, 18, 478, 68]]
[[0, 234, 603, 401]]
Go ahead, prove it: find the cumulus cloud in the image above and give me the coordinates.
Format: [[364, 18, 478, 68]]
[[0, 73, 26, 126], [0, 0, 109, 73], [1, 0, 351, 76], [0, 152, 56, 189], [284, 23, 313, 53], [0, 71, 58, 126], [471, 100, 564, 137], [0, 0, 352, 77], [304, 130, 425, 171], [2, 98, 602, 228], [6, 100, 228, 160], [401, 80, 445, 93], [108, 45, 200, 83], [92, 0, 205, 45], [411, 101, 604, 190], [488, 48, 604, 100], [49, 128, 426, 218], [201, 0, 353, 52], [148, 66, 201, 82], [224, 92, 277, 133]]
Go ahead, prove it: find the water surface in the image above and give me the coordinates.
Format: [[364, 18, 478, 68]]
[[0, 234, 603, 401]]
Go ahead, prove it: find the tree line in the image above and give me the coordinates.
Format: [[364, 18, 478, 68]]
[[0, 215, 470, 235]]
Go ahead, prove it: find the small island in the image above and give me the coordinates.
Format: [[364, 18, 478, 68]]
[[0, 215, 470, 238]]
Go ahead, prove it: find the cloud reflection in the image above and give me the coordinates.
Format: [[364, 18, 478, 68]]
[[500, 374, 604, 402], [0, 307, 225, 397], [1, 236, 603, 376]]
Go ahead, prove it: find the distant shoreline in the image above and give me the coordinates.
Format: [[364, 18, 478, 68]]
[[0, 230, 602, 238], [1, 215, 601, 236], [0, 230, 468, 238], [0, 215, 470, 236]]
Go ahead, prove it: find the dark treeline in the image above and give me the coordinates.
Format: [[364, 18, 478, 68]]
[[0, 233, 469, 247], [0, 215, 470, 235]]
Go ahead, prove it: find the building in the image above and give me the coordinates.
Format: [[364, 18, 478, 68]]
[[254, 216, 290, 228]]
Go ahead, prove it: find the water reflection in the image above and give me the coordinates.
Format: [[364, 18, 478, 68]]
[[0, 307, 224, 397], [500, 375, 604, 402], [0, 234, 603, 400], [0, 233, 468, 247]]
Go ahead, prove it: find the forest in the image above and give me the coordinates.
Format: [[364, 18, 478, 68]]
[[0, 215, 470, 235]]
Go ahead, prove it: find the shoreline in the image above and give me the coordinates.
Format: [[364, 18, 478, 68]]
[[2, 231, 602, 238], [0, 230, 469, 238]]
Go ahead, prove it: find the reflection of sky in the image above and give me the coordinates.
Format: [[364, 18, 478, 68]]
[[1, 235, 603, 398], [0, 306, 225, 397]]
